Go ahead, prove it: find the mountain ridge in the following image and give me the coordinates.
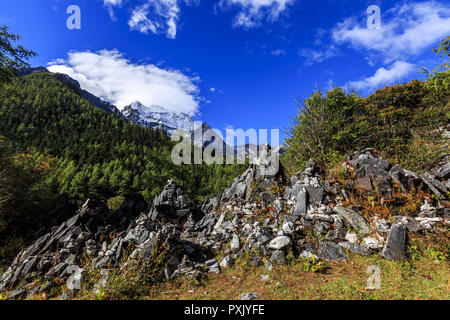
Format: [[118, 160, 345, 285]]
[[17, 67, 285, 158]]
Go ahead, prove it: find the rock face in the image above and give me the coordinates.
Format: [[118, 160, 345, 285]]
[[0, 149, 448, 299]]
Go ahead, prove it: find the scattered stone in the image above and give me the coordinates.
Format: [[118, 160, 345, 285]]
[[240, 292, 259, 300], [265, 261, 274, 271], [260, 192, 276, 207], [0, 152, 447, 299], [219, 256, 233, 269], [298, 251, 316, 262]]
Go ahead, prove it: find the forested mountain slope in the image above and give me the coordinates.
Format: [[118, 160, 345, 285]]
[[0, 72, 246, 262]]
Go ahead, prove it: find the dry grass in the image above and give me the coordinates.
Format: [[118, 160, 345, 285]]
[[144, 236, 449, 300]]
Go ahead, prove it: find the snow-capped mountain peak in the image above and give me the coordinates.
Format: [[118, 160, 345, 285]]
[[122, 101, 194, 135]]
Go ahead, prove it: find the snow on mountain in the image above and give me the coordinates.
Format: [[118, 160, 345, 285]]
[[122, 101, 194, 136], [121, 101, 283, 158]]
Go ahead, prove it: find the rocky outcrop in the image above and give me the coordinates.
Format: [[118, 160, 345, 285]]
[[346, 149, 450, 200], [1, 149, 448, 299]]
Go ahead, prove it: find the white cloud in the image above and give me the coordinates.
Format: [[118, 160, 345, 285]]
[[209, 87, 216, 92], [126, 0, 200, 39], [332, 1, 450, 63], [128, 0, 181, 39], [298, 45, 338, 66], [221, 0, 296, 29], [103, 0, 122, 20], [48, 50, 200, 115], [346, 61, 416, 90], [270, 49, 286, 56], [103, 0, 296, 36], [104, 0, 122, 5]]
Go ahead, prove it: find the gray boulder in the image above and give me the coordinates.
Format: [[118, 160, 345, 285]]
[[267, 236, 292, 250]]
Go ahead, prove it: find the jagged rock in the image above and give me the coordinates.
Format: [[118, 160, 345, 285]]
[[164, 255, 180, 279], [45, 262, 68, 280], [298, 250, 317, 261], [20, 257, 38, 277], [349, 150, 394, 196], [256, 229, 273, 245], [235, 183, 247, 199], [382, 224, 406, 261], [1, 150, 448, 299], [389, 165, 410, 192], [8, 288, 26, 300], [433, 162, 450, 179], [148, 180, 200, 223], [335, 206, 371, 235]]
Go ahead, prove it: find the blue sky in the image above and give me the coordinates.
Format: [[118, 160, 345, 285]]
[[1, 0, 449, 144]]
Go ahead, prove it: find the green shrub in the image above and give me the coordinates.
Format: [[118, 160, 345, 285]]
[[283, 87, 368, 173]]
